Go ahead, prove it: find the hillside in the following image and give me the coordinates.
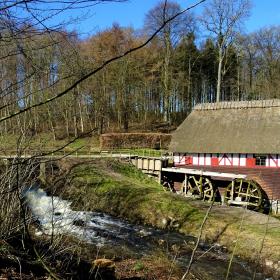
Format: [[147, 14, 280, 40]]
[[51, 158, 280, 278]]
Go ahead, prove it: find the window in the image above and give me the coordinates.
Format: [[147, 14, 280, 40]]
[[254, 155, 267, 166]]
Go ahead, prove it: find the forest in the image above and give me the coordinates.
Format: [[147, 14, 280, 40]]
[[1, 0, 280, 140], [1, 2, 280, 279]]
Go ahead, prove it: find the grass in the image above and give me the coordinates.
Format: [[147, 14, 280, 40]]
[[115, 254, 185, 280], [105, 148, 167, 157], [0, 133, 167, 158], [133, 261, 145, 272], [55, 159, 280, 272], [61, 160, 201, 228], [0, 133, 95, 153]]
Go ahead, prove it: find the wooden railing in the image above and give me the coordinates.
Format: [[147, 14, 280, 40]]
[[0, 148, 171, 159]]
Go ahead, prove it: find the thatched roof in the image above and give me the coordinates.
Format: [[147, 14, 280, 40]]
[[169, 99, 280, 154]]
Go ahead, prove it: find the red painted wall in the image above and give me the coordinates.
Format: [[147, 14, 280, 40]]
[[246, 157, 256, 167], [211, 157, 219, 166]]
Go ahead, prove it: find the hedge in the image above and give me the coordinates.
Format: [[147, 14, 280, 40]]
[[100, 133, 171, 150]]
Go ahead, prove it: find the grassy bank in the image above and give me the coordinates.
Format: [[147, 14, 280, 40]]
[[55, 159, 280, 275], [0, 133, 99, 153], [0, 133, 166, 158]]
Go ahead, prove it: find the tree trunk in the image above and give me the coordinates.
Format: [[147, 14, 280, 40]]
[[47, 106, 56, 141], [78, 99, 84, 133], [73, 89, 78, 138], [188, 57, 192, 112], [163, 31, 171, 122], [216, 48, 223, 102]]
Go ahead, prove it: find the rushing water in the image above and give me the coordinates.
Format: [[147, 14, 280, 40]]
[[25, 188, 274, 280]]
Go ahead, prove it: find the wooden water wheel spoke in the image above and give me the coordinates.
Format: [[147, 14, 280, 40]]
[[191, 176, 200, 188], [238, 180, 243, 193], [202, 178, 215, 201], [243, 192, 260, 198], [251, 188, 258, 193], [246, 182, 251, 195], [183, 175, 215, 201], [248, 202, 259, 207], [187, 176, 200, 194], [162, 181, 171, 191], [224, 179, 263, 209], [162, 177, 175, 193], [250, 194, 260, 199]]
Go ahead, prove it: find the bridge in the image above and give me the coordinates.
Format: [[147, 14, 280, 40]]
[[1, 150, 279, 215], [0, 150, 169, 183]]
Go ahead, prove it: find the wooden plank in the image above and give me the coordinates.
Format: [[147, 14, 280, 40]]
[[162, 167, 247, 179]]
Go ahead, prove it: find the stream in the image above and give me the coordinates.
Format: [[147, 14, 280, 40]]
[[25, 188, 274, 280]]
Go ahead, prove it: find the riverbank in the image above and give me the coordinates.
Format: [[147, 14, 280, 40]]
[[50, 158, 280, 278], [0, 235, 186, 280]]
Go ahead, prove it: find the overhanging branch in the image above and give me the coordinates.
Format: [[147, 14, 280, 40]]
[[0, 0, 206, 123]]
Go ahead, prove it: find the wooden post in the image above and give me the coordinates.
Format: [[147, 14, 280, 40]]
[[184, 174, 187, 195], [275, 200, 279, 215], [229, 180, 235, 204], [158, 160, 162, 184], [199, 176, 203, 198]]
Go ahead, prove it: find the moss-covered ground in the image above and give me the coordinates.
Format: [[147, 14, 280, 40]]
[[54, 159, 280, 275]]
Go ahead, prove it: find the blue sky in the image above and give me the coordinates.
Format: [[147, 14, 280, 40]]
[[48, 0, 280, 37]]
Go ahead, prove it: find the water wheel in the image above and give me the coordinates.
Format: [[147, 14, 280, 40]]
[[182, 175, 215, 201], [162, 176, 175, 192], [224, 179, 263, 209]]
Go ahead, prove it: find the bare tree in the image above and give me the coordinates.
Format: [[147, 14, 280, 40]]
[[201, 0, 251, 102], [252, 26, 280, 98], [144, 0, 195, 123], [0, 0, 210, 278]]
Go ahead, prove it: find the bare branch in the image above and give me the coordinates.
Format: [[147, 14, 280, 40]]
[[0, 0, 206, 123]]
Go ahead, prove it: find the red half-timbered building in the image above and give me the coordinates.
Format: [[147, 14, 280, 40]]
[[164, 100, 280, 213]]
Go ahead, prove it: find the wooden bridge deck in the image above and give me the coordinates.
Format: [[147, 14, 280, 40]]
[[0, 153, 135, 160]]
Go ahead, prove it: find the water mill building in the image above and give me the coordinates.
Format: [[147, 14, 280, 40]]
[[165, 99, 280, 213]]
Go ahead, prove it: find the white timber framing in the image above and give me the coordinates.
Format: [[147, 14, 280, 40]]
[[162, 167, 247, 180]]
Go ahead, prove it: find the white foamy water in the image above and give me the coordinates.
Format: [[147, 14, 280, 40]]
[[24, 188, 152, 247], [25, 188, 273, 280], [24, 188, 273, 279], [25, 188, 105, 243]]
